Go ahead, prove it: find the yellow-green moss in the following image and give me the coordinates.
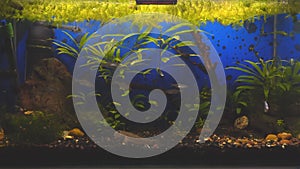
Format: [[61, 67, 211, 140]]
[[1, 0, 299, 26]]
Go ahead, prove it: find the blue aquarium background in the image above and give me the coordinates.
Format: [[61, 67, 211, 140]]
[[1, 13, 300, 111]]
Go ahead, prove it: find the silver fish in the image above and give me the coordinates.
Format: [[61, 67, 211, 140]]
[[264, 101, 269, 113]]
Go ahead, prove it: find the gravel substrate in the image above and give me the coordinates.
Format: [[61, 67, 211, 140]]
[[0, 132, 299, 167]]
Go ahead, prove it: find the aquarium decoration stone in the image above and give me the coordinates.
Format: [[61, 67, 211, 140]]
[[1, 0, 299, 26], [19, 58, 76, 126], [265, 134, 278, 142], [68, 128, 85, 137], [234, 116, 249, 130], [277, 132, 292, 140], [279, 139, 291, 145], [0, 129, 4, 142]]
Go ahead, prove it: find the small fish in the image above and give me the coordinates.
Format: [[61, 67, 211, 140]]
[[156, 68, 164, 77], [60, 25, 81, 33], [264, 101, 269, 113], [290, 58, 295, 64], [114, 130, 156, 146], [171, 83, 188, 89], [71, 26, 81, 33], [165, 89, 180, 95]]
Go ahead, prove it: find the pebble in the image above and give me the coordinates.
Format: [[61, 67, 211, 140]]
[[239, 138, 249, 144], [246, 143, 252, 148], [0, 128, 4, 141], [68, 128, 85, 137], [10, 130, 297, 151], [234, 116, 249, 129], [279, 139, 290, 145], [277, 132, 292, 140], [265, 134, 278, 142]]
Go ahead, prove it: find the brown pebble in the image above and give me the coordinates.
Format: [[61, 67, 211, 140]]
[[234, 116, 249, 129], [233, 142, 241, 147], [239, 138, 248, 144], [277, 132, 292, 140], [265, 134, 278, 142], [69, 128, 85, 137], [246, 143, 252, 148], [253, 144, 261, 149], [280, 139, 290, 145]]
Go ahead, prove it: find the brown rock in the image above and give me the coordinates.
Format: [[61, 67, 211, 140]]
[[265, 134, 278, 142], [62, 130, 74, 140], [234, 116, 249, 129], [0, 129, 4, 141], [246, 143, 253, 148], [116, 130, 141, 138], [19, 58, 77, 127], [68, 128, 85, 137], [233, 141, 242, 148], [239, 138, 249, 144], [279, 139, 291, 145], [277, 132, 292, 140]]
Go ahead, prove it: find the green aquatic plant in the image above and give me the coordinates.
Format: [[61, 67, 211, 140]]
[[275, 119, 289, 132], [195, 117, 205, 129], [228, 59, 300, 114], [280, 59, 300, 93], [99, 102, 126, 130], [276, 119, 285, 126], [186, 87, 211, 129], [82, 21, 202, 80], [1, 0, 299, 26], [228, 59, 284, 114], [53, 31, 96, 58], [67, 22, 214, 130]]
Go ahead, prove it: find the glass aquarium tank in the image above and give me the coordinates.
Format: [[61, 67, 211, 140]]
[[0, 0, 300, 167]]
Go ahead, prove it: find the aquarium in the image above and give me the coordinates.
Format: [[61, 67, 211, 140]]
[[0, 0, 300, 168]]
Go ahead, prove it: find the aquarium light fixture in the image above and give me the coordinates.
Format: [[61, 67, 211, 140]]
[[136, 0, 177, 5]]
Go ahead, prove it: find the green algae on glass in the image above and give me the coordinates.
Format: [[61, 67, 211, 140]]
[[1, 0, 299, 26], [1, 111, 65, 145]]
